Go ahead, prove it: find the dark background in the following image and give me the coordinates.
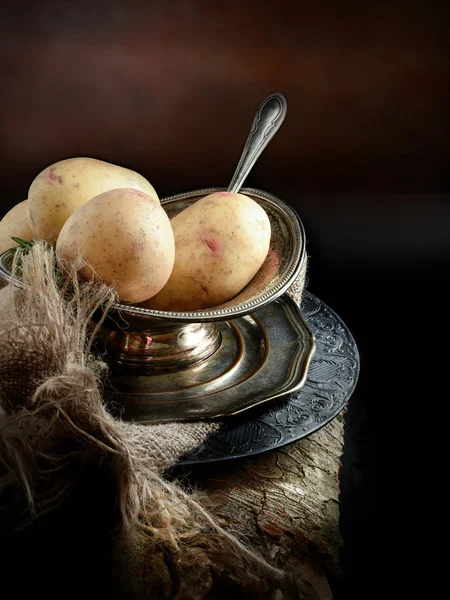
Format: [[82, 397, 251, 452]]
[[1, 0, 449, 598]]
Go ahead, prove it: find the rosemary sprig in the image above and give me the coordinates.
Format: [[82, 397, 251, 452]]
[[10, 237, 35, 249], [3, 238, 35, 277], [4, 237, 70, 293]]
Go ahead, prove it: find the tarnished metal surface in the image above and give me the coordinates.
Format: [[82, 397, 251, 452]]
[[179, 291, 359, 464], [104, 293, 315, 422], [104, 321, 222, 372]]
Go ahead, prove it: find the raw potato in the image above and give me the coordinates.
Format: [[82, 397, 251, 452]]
[[28, 157, 159, 242], [142, 191, 271, 311], [56, 188, 175, 304], [0, 200, 33, 254]]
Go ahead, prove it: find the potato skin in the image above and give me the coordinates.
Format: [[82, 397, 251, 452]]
[[29, 157, 159, 242], [141, 191, 271, 311], [0, 200, 33, 254], [56, 188, 174, 304]]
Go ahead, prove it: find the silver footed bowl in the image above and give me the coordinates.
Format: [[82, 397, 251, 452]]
[[0, 187, 306, 374]]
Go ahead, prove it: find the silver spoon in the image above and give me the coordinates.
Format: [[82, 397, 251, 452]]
[[227, 92, 287, 194]]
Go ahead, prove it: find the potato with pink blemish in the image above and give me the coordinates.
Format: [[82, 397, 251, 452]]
[[0, 200, 33, 254], [28, 157, 159, 242], [56, 188, 174, 304], [141, 191, 271, 311]]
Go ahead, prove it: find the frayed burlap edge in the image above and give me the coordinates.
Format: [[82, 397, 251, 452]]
[[0, 244, 309, 599]]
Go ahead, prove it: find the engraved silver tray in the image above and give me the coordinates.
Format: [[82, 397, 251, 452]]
[[178, 291, 360, 465]]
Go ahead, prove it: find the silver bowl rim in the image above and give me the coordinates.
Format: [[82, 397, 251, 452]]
[[0, 187, 306, 323]]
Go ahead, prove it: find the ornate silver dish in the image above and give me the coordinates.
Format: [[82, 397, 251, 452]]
[[0, 186, 314, 423], [177, 291, 359, 464], [93, 184, 314, 422], [0, 185, 314, 422], [0, 93, 319, 423]]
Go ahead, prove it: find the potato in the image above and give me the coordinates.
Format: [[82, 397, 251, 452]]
[[141, 191, 271, 311], [29, 157, 159, 242], [0, 200, 33, 254], [56, 188, 174, 304]]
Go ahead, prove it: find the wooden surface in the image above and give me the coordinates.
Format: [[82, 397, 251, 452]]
[[175, 412, 345, 598]]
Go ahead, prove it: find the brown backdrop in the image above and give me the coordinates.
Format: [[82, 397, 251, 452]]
[[0, 0, 449, 214], [0, 3, 449, 597]]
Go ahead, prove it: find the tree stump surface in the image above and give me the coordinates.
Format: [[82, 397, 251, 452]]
[[177, 411, 345, 598]]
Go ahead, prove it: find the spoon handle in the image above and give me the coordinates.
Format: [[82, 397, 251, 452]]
[[227, 92, 287, 194]]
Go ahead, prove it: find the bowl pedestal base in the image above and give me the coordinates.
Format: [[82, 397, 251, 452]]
[[102, 294, 315, 424]]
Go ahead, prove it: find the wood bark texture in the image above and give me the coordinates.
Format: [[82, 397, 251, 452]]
[[176, 411, 345, 599]]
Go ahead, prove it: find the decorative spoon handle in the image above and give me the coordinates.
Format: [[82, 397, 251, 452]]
[[227, 92, 287, 194]]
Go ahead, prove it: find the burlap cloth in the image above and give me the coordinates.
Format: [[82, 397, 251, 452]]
[[0, 244, 308, 599]]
